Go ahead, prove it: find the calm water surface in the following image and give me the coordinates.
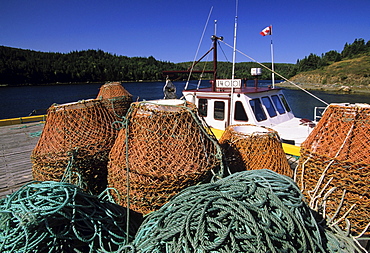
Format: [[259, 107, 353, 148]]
[[1, 80, 369, 120]]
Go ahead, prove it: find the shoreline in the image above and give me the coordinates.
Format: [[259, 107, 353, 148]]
[[276, 81, 370, 94]]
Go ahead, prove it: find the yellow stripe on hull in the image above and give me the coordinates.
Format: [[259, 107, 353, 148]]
[[281, 143, 301, 157]]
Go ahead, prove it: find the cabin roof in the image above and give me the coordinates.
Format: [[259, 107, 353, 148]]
[[184, 86, 282, 94]]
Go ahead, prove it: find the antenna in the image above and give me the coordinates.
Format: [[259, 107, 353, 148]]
[[230, 0, 238, 127], [231, 0, 238, 80], [214, 19, 217, 36]]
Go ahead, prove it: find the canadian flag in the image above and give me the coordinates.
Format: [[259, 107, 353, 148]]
[[260, 26, 272, 36]]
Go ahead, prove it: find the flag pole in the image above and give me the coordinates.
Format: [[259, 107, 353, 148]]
[[270, 25, 275, 88]]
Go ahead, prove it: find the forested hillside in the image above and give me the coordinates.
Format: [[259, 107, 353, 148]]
[[178, 61, 296, 81], [290, 39, 370, 89], [1, 38, 369, 86], [0, 46, 296, 85], [0, 47, 184, 85]]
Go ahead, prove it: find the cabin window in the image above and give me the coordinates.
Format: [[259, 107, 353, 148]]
[[249, 98, 267, 121], [271, 95, 286, 114], [234, 101, 248, 121], [198, 99, 208, 117], [214, 101, 225, 120], [261, 96, 277, 117], [279, 94, 291, 112]]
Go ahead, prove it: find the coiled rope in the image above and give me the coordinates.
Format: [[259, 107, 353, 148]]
[[132, 169, 328, 253], [0, 181, 142, 253]]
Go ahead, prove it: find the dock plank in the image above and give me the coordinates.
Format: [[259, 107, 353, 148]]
[[0, 122, 44, 199]]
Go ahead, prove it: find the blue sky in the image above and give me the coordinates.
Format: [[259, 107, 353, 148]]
[[1, 0, 369, 64]]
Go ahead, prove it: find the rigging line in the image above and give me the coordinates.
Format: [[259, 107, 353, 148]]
[[220, 40, 330, 106], [185, 6, 213, 90], [218, 41, 230, 62], [197, 44, 212, 90]]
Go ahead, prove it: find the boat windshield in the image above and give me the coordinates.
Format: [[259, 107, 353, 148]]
[[271, 95, 286, 114], [261, 96, 277, 117], [249, 98, 267, 122], [279, 94, 291, 112]]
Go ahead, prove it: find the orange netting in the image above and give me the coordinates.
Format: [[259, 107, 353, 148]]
[[31, 99, 118, 194], [219, 124, 292, 177], [295, 104, 370, 236], [96, 82, 133, 119], [107, 100, 226, 215]]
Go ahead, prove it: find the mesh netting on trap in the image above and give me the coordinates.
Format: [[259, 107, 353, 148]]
[[295, 104, 370, 236], [96, 82, 133, 120], [31, 99, 118, 194], [219, 124, 292, 177], [107, 99, 227, 215]]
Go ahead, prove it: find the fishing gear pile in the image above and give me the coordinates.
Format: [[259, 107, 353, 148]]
[[132, 169, 355, 253], [219, 124, 292, 177], [96, 82, 133, 119], [108, 100, 226, 215], [31, 99, 118, 194], [296, 104, 370, 237], [0, 181, 142, 252]]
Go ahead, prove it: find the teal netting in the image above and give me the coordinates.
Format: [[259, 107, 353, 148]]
[[131, 169, 358, 253], [0, 181, 142, 253]]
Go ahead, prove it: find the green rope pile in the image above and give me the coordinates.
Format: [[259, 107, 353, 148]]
[[0, 181, 142, 253], [132, 169, 327, 253]]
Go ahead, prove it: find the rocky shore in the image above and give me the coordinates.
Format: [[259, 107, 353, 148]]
[[276, 81, 370, 94]]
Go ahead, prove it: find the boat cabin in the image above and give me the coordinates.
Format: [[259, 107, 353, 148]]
[[183, 82, 314, 146], [165, 35, 315, 146], [183, 83, 294, 129]]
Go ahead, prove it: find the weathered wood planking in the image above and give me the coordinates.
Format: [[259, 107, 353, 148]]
[[0, 122, 44, 199]]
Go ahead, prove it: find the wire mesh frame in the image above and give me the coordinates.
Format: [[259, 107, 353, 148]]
[[219, 124, 292, 177], [96, 82, 133, 120], [296, 104, 370, 237], [107, 100, 228, 215], [31, 99, 118, 194]]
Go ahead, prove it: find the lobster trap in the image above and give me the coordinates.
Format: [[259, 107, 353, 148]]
[[219, 124, 292, 177], [96, 82, 133, 119], [107, 99, 226, 215], [31, 99, 118, 194], [295, 103, 370, 236]]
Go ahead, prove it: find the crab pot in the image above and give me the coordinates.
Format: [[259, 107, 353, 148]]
[[96, 82, 133, 119], [31, 99, 118, 194], [107, 99, 225, 215], [296, 103, 370, 235], [219, 124, 292, 177]]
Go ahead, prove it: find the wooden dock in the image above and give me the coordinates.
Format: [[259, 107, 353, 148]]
[[0, 122, 44, 199]]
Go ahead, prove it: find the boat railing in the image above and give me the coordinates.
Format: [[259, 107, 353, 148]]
[[313, 106, 327, 122]]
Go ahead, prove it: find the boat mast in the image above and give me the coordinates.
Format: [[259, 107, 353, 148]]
[[231, 1, 238, 80], [212, 35, 218, 91], [230, 0, 239, 126]]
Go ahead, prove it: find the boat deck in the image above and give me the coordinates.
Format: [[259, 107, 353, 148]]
[[0, 122, 44, 199]]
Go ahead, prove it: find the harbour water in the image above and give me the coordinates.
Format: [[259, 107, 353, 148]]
[[1, 80, 370, 120]]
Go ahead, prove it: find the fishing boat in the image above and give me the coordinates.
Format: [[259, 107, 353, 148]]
[[163, 35, 317, 154]]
